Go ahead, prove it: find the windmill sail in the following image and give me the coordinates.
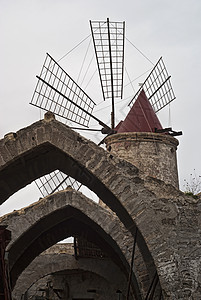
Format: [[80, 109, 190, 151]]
[[30, 53, 96, 127], [30, 53, 114, 199], [90, 19, 125, 101], [35, 170, 82, 197], [128, 57, 176, 112]]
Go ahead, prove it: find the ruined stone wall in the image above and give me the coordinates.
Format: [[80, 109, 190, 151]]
[[13, 244, 127, 300], [0, 116, 200, 299], [4, 190, 157, 299], [24, 270, 120, 300], [0, 189, 145, 299]]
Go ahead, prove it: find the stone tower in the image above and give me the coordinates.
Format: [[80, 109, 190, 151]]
[[105, 90, 179, 189]]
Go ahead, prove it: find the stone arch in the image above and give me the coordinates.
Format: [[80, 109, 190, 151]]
[[0, 116, 137, 234], [1, 189, 141, 297], [0, 115, 190, 297], [13, 246, 127, 299], [0, 117, 157, 277]]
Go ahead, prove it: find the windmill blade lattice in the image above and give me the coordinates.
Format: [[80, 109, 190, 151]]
[[128, 57, 176, 112], [30, 51, 115, 199], [35, 170, 82, 198], [90, 19, 125, 101], [30, 53, 96, 127]]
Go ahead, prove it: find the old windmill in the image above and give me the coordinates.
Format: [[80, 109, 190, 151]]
[[30, 18, 181, 197]]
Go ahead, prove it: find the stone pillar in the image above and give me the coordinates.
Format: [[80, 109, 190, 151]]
[[105, 132, 179, 189]]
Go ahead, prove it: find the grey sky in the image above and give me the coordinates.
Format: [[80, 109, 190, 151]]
[[0, 0, 201, 215]]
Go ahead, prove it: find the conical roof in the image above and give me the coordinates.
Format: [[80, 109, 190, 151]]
[[116, 89, 163, 133]]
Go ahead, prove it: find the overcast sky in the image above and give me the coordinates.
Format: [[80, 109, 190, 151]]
[[0, 0, 201, 216]]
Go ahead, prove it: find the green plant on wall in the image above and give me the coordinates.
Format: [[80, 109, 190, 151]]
[[183, 169, 201, 197]]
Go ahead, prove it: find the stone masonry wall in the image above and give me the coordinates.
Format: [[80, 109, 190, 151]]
[[105, 132, 179, 189], [13, 244, 127, 299], [0, 115, 200, 298]]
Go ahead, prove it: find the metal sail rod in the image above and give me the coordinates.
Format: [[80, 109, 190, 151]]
[[51, 175, 69, 194], [121, 21, 125, 99], [145, 271, 158, 300], [89, 20, 106, 101], [107, 17, 115, 129], [69, 127, 102, 132], [148, 75, 171, 101], [36, 75, 114, 134], [126, 227, 138, 300], [74, 237, 78, 260]]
